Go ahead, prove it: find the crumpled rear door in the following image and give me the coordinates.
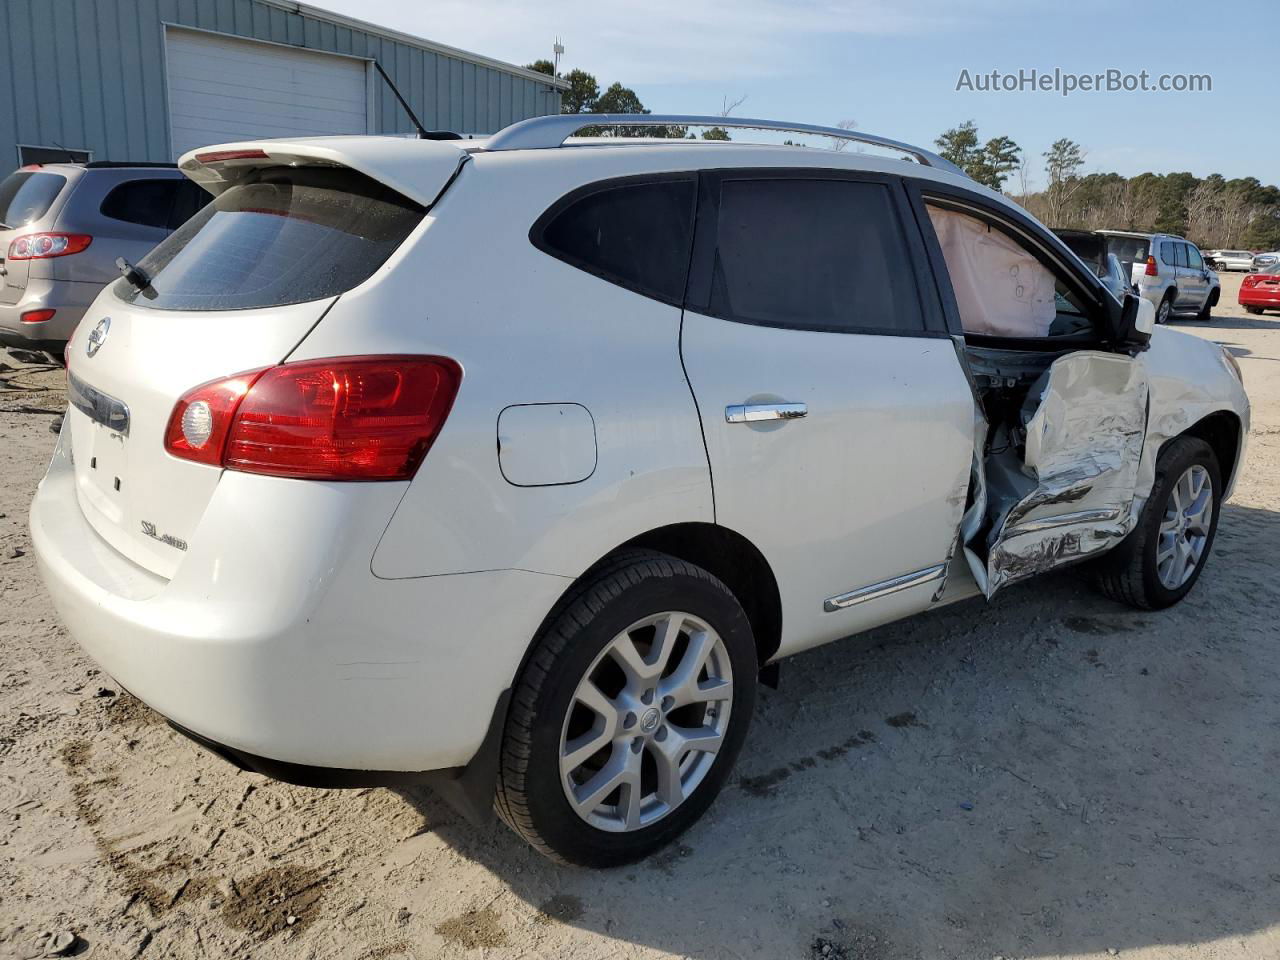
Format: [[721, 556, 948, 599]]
[[966, 351, 1149, 596]]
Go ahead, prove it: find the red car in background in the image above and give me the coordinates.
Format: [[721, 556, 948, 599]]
[[1239, 268, 1280, 315]]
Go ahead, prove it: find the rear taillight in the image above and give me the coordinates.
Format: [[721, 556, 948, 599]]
[[1143, 256, 1158, 277], [20, 309, 56, 324], [1243, 275, 1259, 287], [8, 233, 92, 260], [164, 356, 462, 480]]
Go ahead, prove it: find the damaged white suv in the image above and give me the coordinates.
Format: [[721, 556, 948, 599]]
[[31, 115, 1249, 867]]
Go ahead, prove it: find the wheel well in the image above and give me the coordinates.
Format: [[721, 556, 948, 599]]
[[1175, 411, 1242, 489], [617, 523, 783, 666]]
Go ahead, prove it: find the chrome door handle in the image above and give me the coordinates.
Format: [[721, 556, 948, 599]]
[[725, 402, 807, 424]]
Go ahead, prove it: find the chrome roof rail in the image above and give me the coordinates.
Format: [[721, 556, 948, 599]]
[[483, 114, 966, 178]]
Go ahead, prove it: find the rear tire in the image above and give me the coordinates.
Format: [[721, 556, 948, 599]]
[[495, 550, 757, 867], [1156, 292, 1175, 324], [1094, 437, 1221, 610], [1245, 306, 1263, 315]]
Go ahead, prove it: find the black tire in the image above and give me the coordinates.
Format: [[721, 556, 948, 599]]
[[1197, 289, 1218, 322], [495, 550, 757, 867], [1094, 436, 1222, 610], [1245, 306, 1263, 315], [1156, 291, 1175, 324]]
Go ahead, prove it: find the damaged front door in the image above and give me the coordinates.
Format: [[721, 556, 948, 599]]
[[964, 351, 1149, 596]]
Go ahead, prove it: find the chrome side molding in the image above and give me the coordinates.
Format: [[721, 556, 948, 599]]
[[823, 563, 947, 612]]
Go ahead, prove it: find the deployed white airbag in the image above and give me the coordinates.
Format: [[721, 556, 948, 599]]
[[929, 206, 1057, 338]]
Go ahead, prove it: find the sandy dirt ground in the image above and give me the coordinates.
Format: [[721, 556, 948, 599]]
[[1, 272, 1277, 960]]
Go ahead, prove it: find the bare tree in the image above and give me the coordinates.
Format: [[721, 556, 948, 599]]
[[829, 118, 858, 152], [718, 94, 747, 118], [1043, 138, 1087, 226]]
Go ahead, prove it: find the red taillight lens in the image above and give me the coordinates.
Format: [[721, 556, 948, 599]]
[[20, 308, 56, 324], [194, 148, 270, 164], [1144, 255, 1159, 277], [164, 369, 268, 466], [8, 233, 93, 260], [1242, 275, 1260, 287], [164, 357, 462, 480]]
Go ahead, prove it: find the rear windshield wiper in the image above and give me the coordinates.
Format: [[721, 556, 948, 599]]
[[116, 257, 157, 300]]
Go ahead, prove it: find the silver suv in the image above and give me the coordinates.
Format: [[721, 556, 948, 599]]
[[0, 162, 209, 355], [1098, 230, 1220, 324]]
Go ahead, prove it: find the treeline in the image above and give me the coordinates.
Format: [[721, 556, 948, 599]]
[[935, 120, 1280, 250], [1017, 172, 1280, 250]]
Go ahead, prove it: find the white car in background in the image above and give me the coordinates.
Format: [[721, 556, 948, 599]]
[[1252, 251, 1279, 272], [31, 116, 1250, 867], [1202, 249, 1255, 272]]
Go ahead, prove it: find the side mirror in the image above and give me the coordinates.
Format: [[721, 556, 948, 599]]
[[1116, 292, 1154, 347]]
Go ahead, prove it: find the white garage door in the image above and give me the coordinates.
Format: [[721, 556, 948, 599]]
[[166, 28, 370, 159]]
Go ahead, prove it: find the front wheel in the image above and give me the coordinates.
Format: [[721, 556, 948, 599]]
[[1197, 289, 1218, 322], [1094, 436, 1221, 610], [495, 551, 757, 866]]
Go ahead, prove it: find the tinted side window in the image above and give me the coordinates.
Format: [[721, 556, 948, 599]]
[[168, 180, 211, 230], [710, 178, 924, 333], [1175, 243, 1190, 268], [1159, 241, 1176, 266], [536, 178, 696, 304], [1186, 245, 1203, 269], [100, 179, 182, 229]]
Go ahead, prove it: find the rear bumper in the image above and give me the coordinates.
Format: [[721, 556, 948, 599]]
[[0, 277, 102, 345], [30, 423, 570, 774], [1239, 290, 1280, 308]]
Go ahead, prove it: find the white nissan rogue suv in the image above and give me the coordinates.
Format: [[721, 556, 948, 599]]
[[31, 115, 1250, 867]]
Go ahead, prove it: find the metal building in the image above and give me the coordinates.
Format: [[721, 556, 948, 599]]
[[0, 0, 566, 166]]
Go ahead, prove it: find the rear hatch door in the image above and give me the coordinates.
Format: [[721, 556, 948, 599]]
[[0, 167, 76, 304], [63, 140, 464, 578]]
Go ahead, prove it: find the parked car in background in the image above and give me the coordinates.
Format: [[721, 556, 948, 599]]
[[1239, 264, 1280, 314], [1054, 229, 1135, 301], [31, 116, 1249, 867], [1126, 233, 1220, 323], [1252, 251, 1279, 273], [0, 162, 209, 356], [1202, 249, 1255, 272]]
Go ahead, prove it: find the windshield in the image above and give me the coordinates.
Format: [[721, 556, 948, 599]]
[[0, 171, 68, 228], [113, 167, 425, 311]]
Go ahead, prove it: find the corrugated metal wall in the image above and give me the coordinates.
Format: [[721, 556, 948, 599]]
[[0, 0, 562, 165]]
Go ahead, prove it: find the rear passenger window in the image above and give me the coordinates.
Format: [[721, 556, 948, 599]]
[[1160, 242, 1176, 267], [100, 179, 182, 229], [534, 178, 696, 305], [168, 181, 211, 230], [708, 178, 924, 333]]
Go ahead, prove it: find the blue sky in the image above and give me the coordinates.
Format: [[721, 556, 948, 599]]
[[314, 0, 1275, 191]]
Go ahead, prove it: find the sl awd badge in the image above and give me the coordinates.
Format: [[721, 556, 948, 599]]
[[140, 520, 188, 552], [85, 316, 111, 357]]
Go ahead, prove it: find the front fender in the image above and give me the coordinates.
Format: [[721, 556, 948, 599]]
[[1135, 328, 1250, 509]]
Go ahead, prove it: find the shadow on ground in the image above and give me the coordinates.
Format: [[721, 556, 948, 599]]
[[399, 500, 1280, 959]]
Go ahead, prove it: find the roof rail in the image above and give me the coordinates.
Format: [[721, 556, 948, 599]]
[[483, 114, 966, 178]]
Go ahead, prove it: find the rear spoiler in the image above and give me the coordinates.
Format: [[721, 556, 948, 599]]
[[177, 137, 470, 208]]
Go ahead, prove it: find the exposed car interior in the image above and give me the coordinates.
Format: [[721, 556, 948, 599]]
[[923, 201, 1146, 595]]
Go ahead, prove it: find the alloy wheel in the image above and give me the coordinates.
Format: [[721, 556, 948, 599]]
[[1156, 464, 1214, 590], [558, 611, 734, 832]]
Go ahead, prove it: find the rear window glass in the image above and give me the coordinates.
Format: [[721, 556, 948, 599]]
[[100, 179, 183, 229], [0, 171, 67, 228], [113, 167, 424, 312], [535, 178, 696, 304], [1105, 236, 1149, 270]]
